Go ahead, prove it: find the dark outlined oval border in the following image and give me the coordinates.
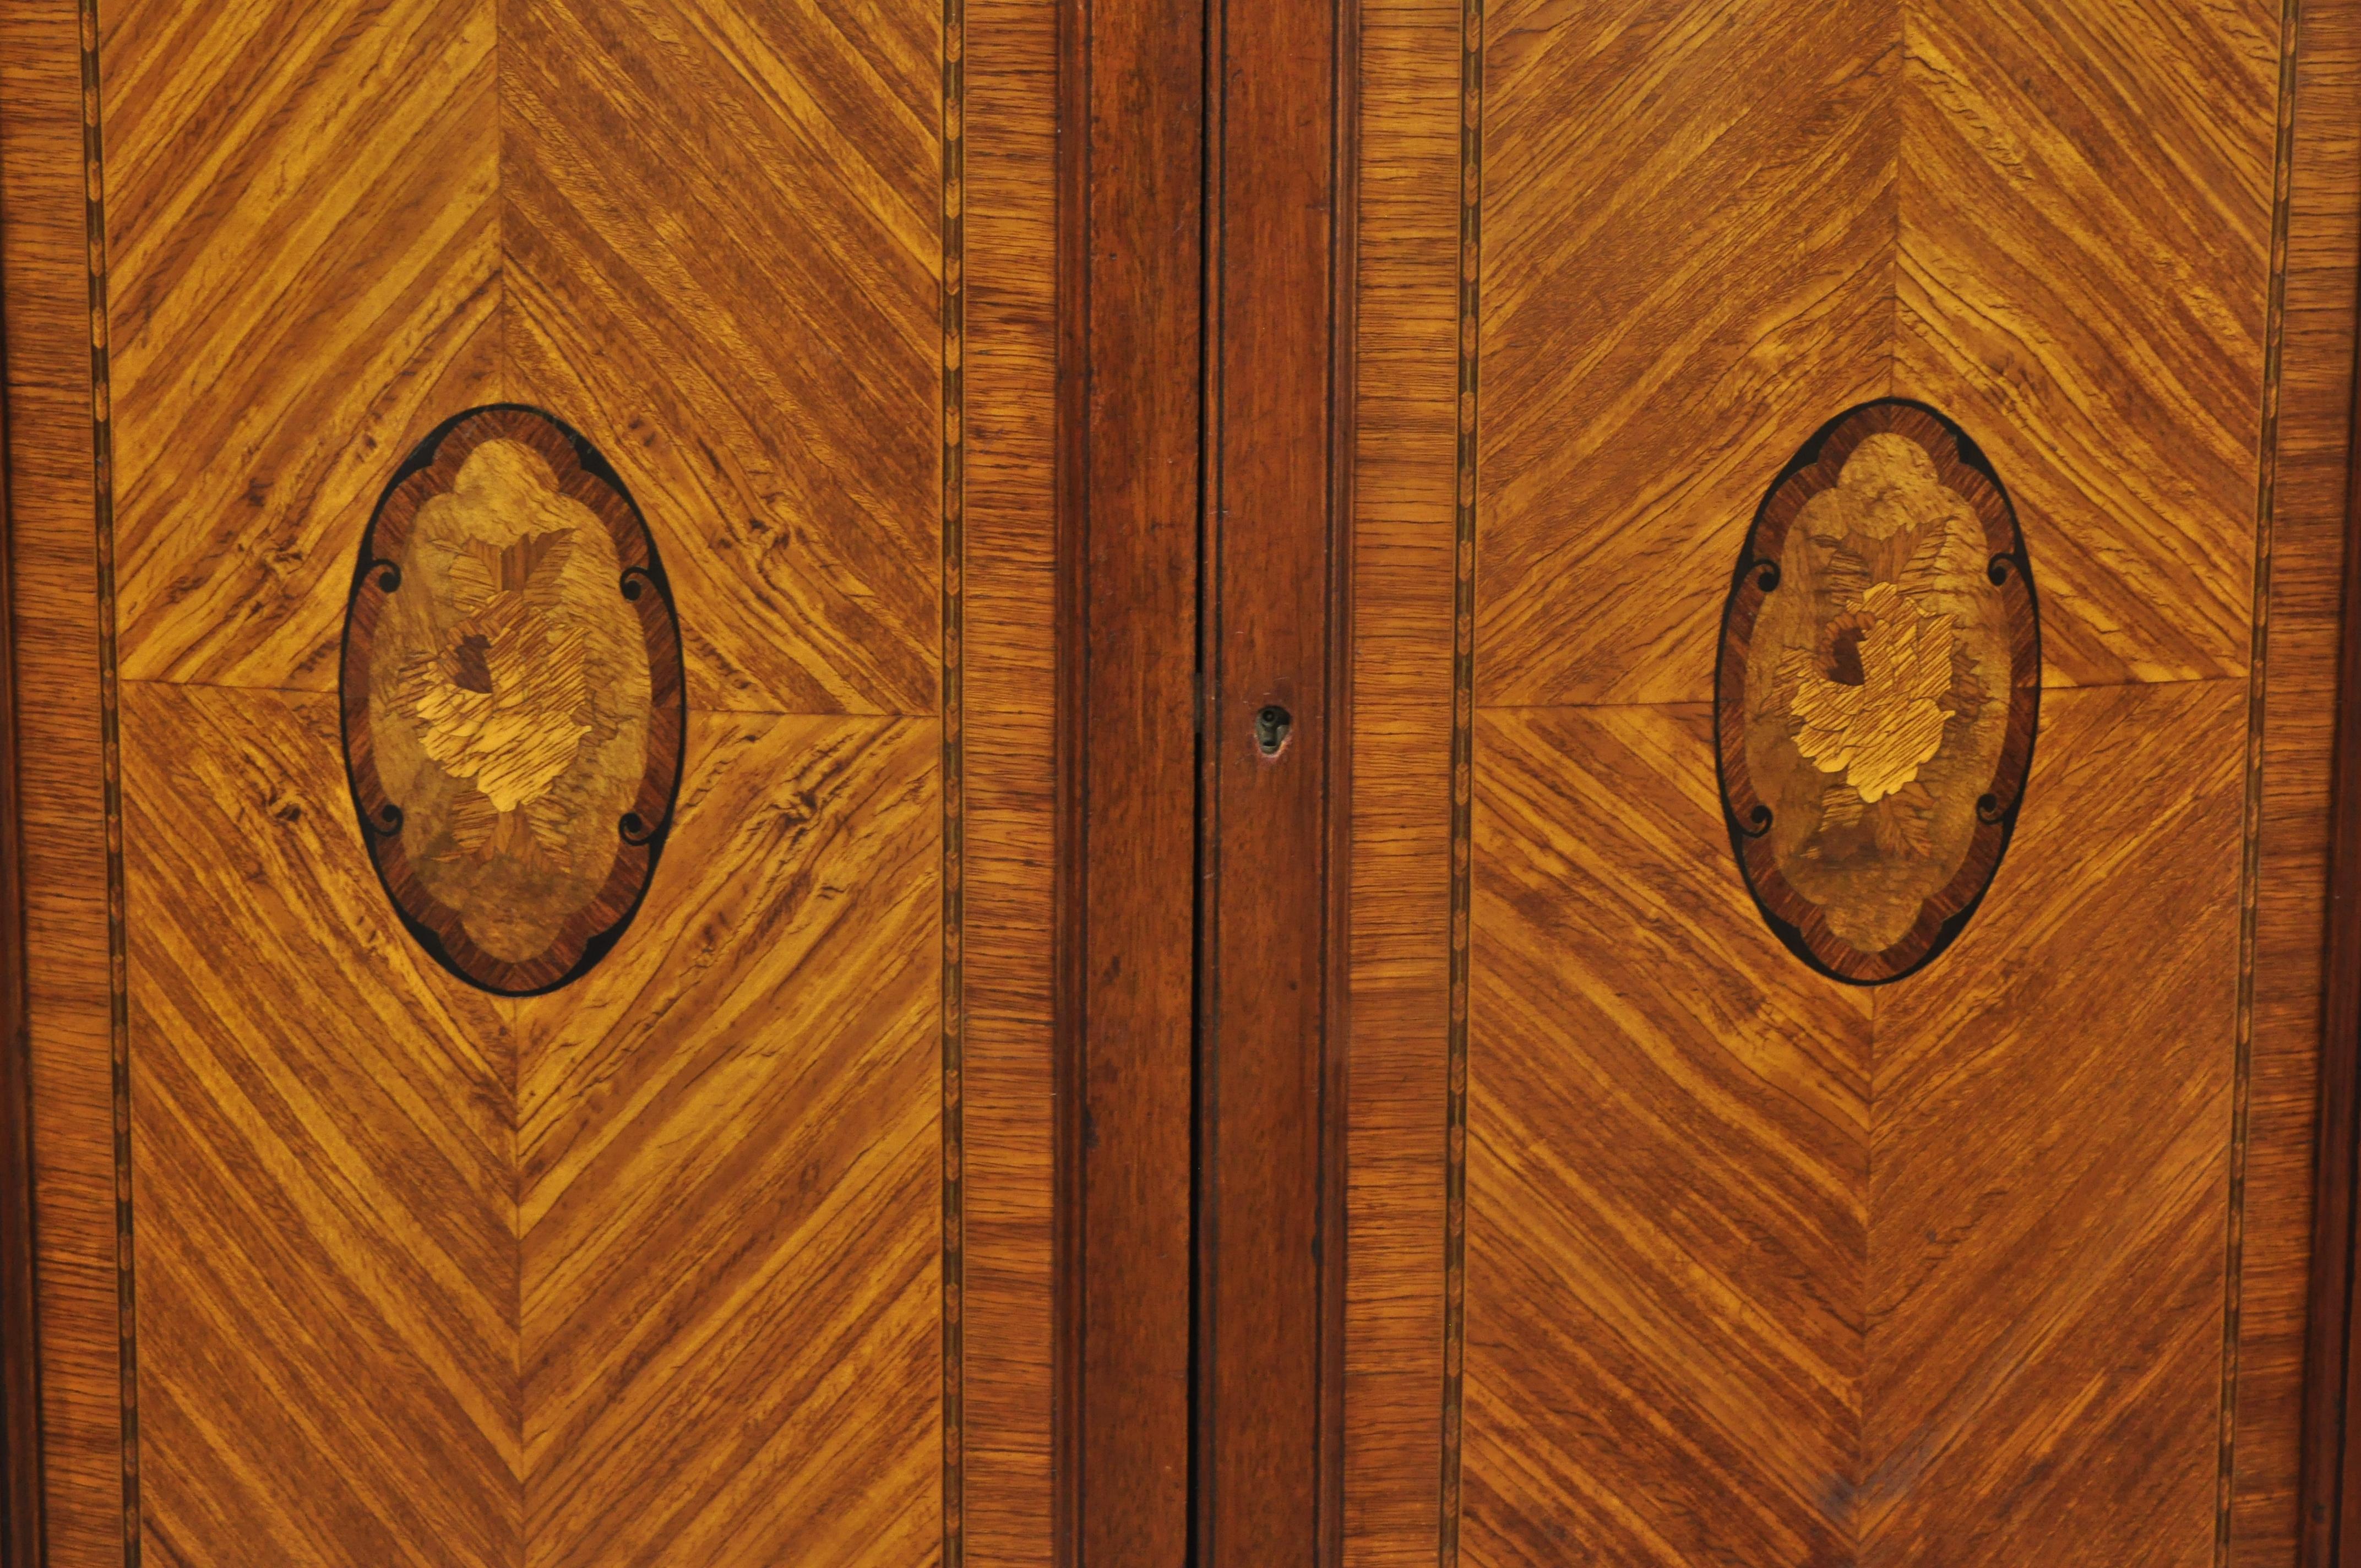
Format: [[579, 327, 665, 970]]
[[338, 404, 686, 997], [1713, 398, 2042, 987]]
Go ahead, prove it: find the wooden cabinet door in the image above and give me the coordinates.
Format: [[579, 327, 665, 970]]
[[0, 1, 1058, 1563], [10, 2, 2361, 1564], [1340, 2, 2361, 1564]]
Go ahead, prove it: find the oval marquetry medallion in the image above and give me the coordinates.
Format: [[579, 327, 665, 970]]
[[340, 405, 684, 995], [1715, 400, 2039, 984]]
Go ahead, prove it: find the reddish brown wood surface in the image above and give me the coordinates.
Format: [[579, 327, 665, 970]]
[[2270, 3, 2361, 1563], [966, 0, 1061, 1560], [2323, 310, 2361, 1562], [1196, 0, 1352, 1561], [0, 3, 126, 1561], [0, 112, 45, 1568], [1056, 0, 1204, 1559]]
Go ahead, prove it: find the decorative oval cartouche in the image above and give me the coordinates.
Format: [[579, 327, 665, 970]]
[[1715, 399, 2039, 984], [340, 405, 684, 995]]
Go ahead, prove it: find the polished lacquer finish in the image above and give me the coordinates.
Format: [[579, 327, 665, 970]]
[[342, 405, 684, 996], [1718, 400, 2038, 984]]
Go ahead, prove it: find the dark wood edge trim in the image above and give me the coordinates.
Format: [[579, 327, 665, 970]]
[[1319, 0, 1359, 1559], [1195, 0, 1350, 1553], [1056, 0, 1204, 1557], [0, 161, 46, 1568], [1194, 0, 1223, 1538], [2302, 215, 2361, 1568]]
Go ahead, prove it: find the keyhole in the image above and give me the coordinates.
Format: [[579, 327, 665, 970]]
[[1254, 704, 1293, 758]]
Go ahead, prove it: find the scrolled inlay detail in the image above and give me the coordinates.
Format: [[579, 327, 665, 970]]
[[1715, 399, 2039, 985], [340, 405, 685, 995]]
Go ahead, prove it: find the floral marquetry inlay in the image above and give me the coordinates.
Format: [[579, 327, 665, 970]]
[[341, 406, 684, 995], [1716, 401, 2039, 984]]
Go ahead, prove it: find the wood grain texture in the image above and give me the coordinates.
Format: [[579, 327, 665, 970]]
[[1198, 0, 1350, 1555], [1897, 0, 2280, 690], [6, 0, 1060, 1559], [0, 104, 42, 1562], [1343, 0, 2349, 1561], [512, 714, 943, 1567], [964, 0, 1058, 1559], [0, 4, 127, 1562], [1343, 0, 1459, 1560], [101, 0, 503, 694], [1472, 0, 1897, 710], [1862, 680, 2245, 1567], [501, 0, 942, 718], [1456, 685, 2242, 1567], [122, 683, 519, 1568], [2257, 1, 2361, 1561], [1058, 0, 1205, 1555], [1465, 703, 1872, 1566]]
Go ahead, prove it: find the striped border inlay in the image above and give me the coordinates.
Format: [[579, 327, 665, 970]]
[[75, 0, 142, 1559], [1438, 0, 1482, 1560], [2218, 0, 2304, 1557], [940, 0, 969, 1559]]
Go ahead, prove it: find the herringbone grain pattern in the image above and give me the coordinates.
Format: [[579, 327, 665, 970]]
[[7, 0, 1060, 1561], [515, 716, 941, 1567], [1346, 0, 2357, 1562]]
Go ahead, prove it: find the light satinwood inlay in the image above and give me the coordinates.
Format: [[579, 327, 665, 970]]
[[8, 0, 1066, 1561], [342, 405, 684, 997], [1719, 401, 2038, 984], [1339, 2, 2350, 1563]]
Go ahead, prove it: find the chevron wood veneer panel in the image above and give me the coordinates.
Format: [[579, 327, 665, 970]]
[[1473, 0, 1897, 710], [102, 0, 503, 694], [122, 683, 520, 1568], [513, 715, 940, 1566], [2, 0, 1060, 1558], [1896, 0, 2280, 688], [501, 0, 944, 718], [1344, 0, 2356, 1561]]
